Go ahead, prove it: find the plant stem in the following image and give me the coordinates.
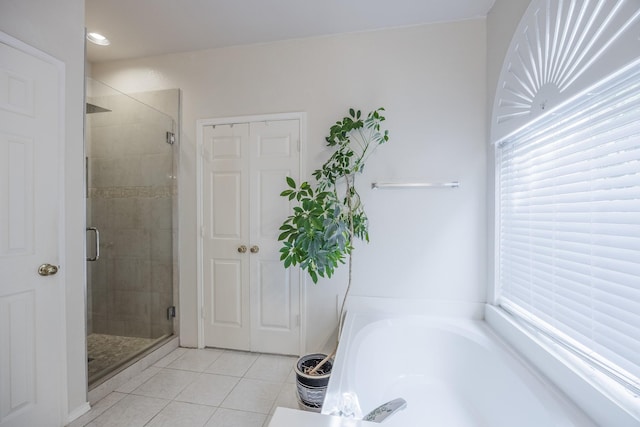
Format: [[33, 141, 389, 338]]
[[338, 174, 355, 339], [307, 174, 355, 376], [307, 347, 337, 375]]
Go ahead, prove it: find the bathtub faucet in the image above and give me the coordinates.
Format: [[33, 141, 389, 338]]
[[363, 398, 407, 423]]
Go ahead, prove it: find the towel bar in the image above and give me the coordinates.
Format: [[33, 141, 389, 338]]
[[371, 181, 459, 190]]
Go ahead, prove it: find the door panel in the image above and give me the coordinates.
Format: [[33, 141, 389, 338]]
[[0, 134, 33, 255], [211, 259, 242, 325], [258, 260, 291, 328], [211, 173, 242, 237], [203, 124, 251, 350], [0, 37, 64, 427], [0, 292, 36, 422], [202, 118, 301, 355], [249, 120, 300, 355]]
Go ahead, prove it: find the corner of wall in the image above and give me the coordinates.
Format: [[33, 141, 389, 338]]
[[485, 0, 530, 304]]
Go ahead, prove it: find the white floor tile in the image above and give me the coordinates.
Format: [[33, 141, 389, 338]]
[[285, 367, 296, 384], [271, 383, 299, 414], [204, 408, 267, 427], [244, 354, 296, 383], [175, 373, 239, 406], [85, 394, 169, 427], [115, 366, 161, 393], [85, 349, 304, 427], [167, 348, 223, 372], [131, 368, 198, 400], [67, 392, 127, 427], [145, 401, 216, 427], [153, 348, 188, 368], [221, 378, 282, 414], [205, 350, 259, 377]]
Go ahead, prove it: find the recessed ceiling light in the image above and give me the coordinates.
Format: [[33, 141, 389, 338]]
[[87, 32, 110, 46]]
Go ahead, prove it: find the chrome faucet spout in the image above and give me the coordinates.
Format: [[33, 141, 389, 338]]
[[363, 398, 407, 423]]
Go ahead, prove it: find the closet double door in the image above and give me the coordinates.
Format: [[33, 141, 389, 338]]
[[202, 119, 301, 355]]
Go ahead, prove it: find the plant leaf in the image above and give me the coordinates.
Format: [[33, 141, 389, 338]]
[[286, 176, 296, 189]]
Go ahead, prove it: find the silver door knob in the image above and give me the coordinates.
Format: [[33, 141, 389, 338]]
[[250, 245, 259, 254], [237, 245, 248, 254], [38, 264, 59, 276]]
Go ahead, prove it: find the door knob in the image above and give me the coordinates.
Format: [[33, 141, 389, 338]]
[[237, 245, 248, 254], [38, 264, 59, 276], [250, 245, 259, 254]]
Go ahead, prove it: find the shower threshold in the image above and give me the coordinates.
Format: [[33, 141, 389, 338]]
[[88, 333, 173, 389]]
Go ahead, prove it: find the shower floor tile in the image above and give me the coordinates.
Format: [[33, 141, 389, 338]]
[[87, 333, 158, 383]]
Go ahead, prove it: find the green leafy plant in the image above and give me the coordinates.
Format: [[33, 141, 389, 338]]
[[278, 108, 388, 283], [278, 108, 389, 350]]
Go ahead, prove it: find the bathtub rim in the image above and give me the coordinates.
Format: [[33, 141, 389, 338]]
[[323, 307, 598, 426]]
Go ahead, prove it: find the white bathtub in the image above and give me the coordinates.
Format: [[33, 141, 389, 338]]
[[322, 311, 597, 426]]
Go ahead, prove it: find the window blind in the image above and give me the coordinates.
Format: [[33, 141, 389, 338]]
[[497, 59, 640, 392]]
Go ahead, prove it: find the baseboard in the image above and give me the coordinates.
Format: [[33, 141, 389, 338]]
[[66, 402, 91, 424]]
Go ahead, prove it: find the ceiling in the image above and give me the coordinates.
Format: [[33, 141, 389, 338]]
[[85, 0, 496, 63]]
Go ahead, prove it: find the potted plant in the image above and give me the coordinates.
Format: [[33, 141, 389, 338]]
[[278, 107, 390, 410]]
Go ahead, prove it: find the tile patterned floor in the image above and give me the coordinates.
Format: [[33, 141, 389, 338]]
[[87, 334, 159, 383], [68, 348, 300, 427]]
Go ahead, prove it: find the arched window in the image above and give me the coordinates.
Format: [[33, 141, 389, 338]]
[[492, 0, 640, 399]]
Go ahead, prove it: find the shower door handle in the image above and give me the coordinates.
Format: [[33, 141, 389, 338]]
[[86, 227, 100, 261]]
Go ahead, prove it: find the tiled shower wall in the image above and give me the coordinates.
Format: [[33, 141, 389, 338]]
[[87, 88, 178, 339]]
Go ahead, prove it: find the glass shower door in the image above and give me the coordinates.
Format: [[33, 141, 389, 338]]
[[85, 78, 177, 387]]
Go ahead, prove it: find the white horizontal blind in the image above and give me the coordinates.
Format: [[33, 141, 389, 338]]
[[497, 59, 640, 391]]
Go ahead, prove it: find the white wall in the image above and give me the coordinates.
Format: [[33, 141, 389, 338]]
[[485, 0, 530, 299], [0, 0, 88, 420], [92, 19, 488, 352]]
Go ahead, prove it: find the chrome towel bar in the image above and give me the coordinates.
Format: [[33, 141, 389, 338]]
[[371, 181, 459, 190]]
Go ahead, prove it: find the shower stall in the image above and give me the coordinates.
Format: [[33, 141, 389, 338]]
[[85, 78, 178, 387]]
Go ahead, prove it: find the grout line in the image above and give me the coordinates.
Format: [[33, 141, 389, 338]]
[[201, 406, 219, 426], [88, 347, 300, 427], [141, 397, 172, 426]]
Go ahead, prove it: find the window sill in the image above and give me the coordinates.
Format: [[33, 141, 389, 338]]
[[484, 304, 640, 427]]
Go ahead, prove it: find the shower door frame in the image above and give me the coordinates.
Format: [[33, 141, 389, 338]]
[[84, 80, 178, 387]]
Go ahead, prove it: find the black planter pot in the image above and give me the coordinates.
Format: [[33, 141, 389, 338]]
[[294, 353, 333, 411]]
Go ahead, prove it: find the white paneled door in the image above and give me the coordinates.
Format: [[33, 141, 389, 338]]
[[201, 118, 301, 355], [0, 35, 65, 427]]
